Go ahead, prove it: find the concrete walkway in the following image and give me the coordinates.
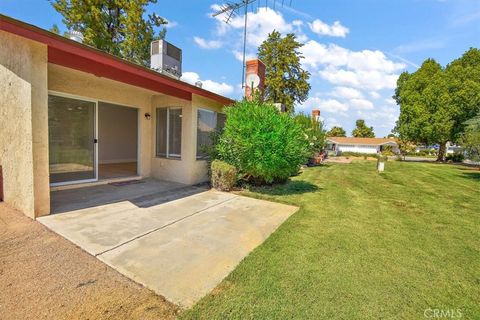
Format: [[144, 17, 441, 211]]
[[39, 188, 298, 307]]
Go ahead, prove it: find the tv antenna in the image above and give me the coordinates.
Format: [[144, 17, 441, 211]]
[[212, 0, 292, 88]]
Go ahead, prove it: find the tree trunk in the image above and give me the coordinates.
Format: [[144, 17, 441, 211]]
[[437, 141, 447, 162]]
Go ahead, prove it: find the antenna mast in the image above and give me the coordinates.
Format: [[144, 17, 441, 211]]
[[212, 0, 292, 88]]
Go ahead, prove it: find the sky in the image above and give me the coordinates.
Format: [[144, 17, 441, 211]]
[[2, 0, 480, 137]]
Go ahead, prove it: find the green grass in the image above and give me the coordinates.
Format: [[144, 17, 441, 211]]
[[181, 161, 480, 319]]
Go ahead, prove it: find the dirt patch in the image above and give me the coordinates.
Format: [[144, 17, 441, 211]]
[[325, 157, 352, 164], [0, 203, 179, 320]]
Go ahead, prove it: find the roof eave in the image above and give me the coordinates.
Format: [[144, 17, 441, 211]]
[[0, 14, 235, 106]]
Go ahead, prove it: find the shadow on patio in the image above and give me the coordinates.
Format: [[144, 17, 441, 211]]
[[50, 178, 209, 214]]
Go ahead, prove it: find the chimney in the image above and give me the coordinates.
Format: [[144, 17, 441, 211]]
[[312, 109, 321, 122], [245, 59, 265, 100]]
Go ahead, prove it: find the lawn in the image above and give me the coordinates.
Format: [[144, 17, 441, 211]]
[[181, 161, 480, 319]]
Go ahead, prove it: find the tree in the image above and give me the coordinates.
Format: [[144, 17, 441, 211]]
[[49, 24, 60, 34], [397, 139, 416, 160], [258, 31, 311, 113], [352, 119, 375, 138], [460, 114, 480, 162], [51, 0, 168, 67], [326, 126, 346, 137], [394, 49, 480, 161]]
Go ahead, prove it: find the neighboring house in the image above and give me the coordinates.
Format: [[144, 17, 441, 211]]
[[326, 137, 400, 155], [0, 15, 234, 219], [446, 142, 463, 154]]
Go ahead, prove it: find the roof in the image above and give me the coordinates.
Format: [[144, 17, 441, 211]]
[[326, 137, 398, 146], [0, 14, 234, 106]]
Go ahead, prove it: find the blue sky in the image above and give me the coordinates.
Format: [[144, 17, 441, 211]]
[[2, 0, 479, 137]]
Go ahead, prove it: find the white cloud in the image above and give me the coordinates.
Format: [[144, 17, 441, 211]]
[[349, 98, 374, 110], [232, 50, 256, 62], [302, 41, 405, 73], [301, 97, 349, 114], [369, 91, 381, 99], [212, 7, 293, 47], [181, 72, 234, 96], [165, 19, 178, 28], [308, 19, 349, 37], [193, 36, 222, 49], [319, 67, 401, 91], [330, 86, 363, 99]]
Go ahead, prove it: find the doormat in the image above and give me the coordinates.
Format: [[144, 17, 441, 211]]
[[109, 180, 145, 187]]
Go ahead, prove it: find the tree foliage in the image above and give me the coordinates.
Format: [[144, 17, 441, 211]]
[[258, 31, 311, 113], [460, 114, 480, 162], [51, 0, 167, 67], [394, 49, 480, 161], [352, 119, 375, 138], [326, 126, 346, 137], [215, 98, 310, 184]]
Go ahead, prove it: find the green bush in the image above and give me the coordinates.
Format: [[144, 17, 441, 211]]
[[211, 160, 237, 191], [293, 113, 326, 156], [381, 145, 395, 156], [215, 99, 310, 184], [445, 152, 465, 162]]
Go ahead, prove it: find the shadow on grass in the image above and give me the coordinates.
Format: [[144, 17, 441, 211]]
[[248, 180, 320, 196], [459, 171, 480, 181]]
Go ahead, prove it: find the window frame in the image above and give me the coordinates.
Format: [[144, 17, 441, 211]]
[[156, 106, 182, 159]]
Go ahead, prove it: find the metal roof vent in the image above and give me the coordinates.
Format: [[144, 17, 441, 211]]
[[195, 81, 203, 88], [150, 39, 182, 79], [67, 30, 84, 43]]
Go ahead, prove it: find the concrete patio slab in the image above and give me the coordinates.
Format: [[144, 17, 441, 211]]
[[99, 196, 297, 307], [40, 190, 235, 255], [39, 185, 298, 308]]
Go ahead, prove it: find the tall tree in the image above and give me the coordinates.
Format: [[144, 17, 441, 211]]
[[258, 31, 310, 113], [394, 49, 480, 161], [352, 119, 375, 138], [326, 126, 346, 137], [51, 0, 167, 67]]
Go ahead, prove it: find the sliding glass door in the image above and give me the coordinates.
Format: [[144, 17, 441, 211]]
[[48, 94, 97, 185]]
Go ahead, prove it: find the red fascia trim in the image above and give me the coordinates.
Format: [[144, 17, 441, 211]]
[[48, 47, 192, 100], [1, 16, 234, 105]]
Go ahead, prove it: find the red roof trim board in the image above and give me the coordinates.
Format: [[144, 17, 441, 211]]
[[0, 14, 234, 105]]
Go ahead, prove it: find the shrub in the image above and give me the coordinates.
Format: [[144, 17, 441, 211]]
[[381, 145, 395, 156], [211, 160, 237, 191], [293, 113, 326, 157], [445, 152, 464, 162], [215, 99, 310, 184]]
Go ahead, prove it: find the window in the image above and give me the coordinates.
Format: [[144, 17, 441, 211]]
[[156, 107, 182, 158], [196, 109, 225, 158]]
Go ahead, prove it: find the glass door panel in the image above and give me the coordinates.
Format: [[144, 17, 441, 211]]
[[48, 95, 96, 184]]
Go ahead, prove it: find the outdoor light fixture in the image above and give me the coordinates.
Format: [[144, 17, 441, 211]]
[[144, 112, 151, 120]]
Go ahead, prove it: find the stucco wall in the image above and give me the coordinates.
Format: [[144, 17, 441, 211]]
[[150, 94, 226, 185], [338, 145, 380, 154], [48, 64, 154, 177], [0, 31, 49, 218]]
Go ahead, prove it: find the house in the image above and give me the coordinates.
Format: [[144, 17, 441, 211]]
[[326, 137, 400, 155], [0, 15, 235, 219]]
